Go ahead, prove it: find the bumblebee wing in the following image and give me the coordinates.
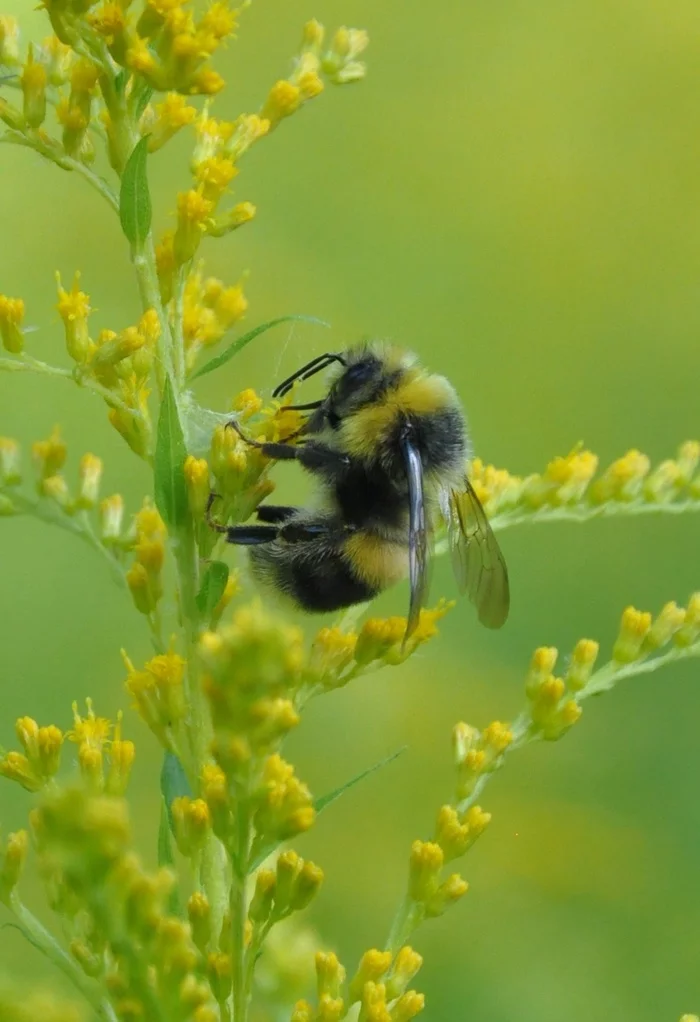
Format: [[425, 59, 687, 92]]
[[400, 434, 430, 642], [449, 479, 509, 629]]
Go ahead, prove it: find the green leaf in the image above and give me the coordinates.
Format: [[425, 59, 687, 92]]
[[248, 746, 407, 872], [119, 135, 152, 248], [113, 69, 128, 96], [135, 84, 154, 119], [196, 560, 230, 618], [314, 746, 407, 816], [158, 794, 183, 915], [190, 315, 330, 381], [160, 752, 192, 822], [154, 376, 189, 531], [158, 797, 176, 868]]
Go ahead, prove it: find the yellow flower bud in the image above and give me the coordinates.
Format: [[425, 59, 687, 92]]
[[76, 453, 102, 509], [613, 606, 652, 663], [0, 437, 21, 485], [349, 949, 392, 1003], [408, 840, 443, 903], [0, 295, 25, 354], [184, 455, 210, 519], [262, 79, 301, 127], [21, 45, 47, 129], [566, 638, 599, 691], [56, 273, 91, 364], [174, 189, 214, 264], [188, 891, 212, 953], [0, 830, 28, 903], [100, 493, 124, 543], [316, 951, 346, 1001], [386, 946, 423, 1000]]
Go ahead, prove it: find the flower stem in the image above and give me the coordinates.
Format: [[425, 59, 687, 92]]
[[385, 895, 421, 957], [231, 804, 252, 1022], [8, 894, 118, 1021]]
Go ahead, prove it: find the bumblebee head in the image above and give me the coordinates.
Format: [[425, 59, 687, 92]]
[[274, 343, 415, 433], [314, 345, 411, 429]]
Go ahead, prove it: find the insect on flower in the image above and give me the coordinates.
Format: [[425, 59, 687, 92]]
[[209, 343, 510, 642]]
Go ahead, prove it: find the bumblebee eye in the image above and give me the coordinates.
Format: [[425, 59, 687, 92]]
[[344, 361, 374, 385]]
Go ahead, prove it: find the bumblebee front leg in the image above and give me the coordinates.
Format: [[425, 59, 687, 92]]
[[206, 492, 283, 545], [226, 420, 350, 473]]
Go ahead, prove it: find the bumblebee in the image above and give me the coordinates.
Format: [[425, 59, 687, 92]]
[[209, 344, 509, 639]]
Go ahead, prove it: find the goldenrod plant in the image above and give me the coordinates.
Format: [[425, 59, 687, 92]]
[[0, 3, 699, 1021]]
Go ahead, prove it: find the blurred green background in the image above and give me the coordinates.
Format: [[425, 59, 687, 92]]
[[2, 1, 700, 1018]]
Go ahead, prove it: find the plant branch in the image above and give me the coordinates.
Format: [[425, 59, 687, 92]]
[[0, 354, 147, 423], [0, 130, 119, 212], [3, 490, 127, 587], [7, 894, 118, 1021]]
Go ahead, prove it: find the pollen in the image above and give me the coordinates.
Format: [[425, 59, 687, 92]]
[[200, 2, 237, 40], [482, 720, 513, 753], [178, 188, 214, 225], [68, 698, 111, 749]]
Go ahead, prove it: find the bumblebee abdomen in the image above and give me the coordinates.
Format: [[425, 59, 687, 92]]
[[249, 537, 379, 613]]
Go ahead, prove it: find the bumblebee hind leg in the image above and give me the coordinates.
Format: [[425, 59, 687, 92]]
[[217, 524, 280, 545]]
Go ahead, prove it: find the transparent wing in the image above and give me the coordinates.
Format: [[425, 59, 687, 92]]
[[449, 479, 510, 629], [400, 436, 430, 642]]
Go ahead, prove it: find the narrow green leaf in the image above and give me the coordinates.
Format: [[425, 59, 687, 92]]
[[158, 795, 183, 915], [119, 135, 152, 248], [154, 377, 189, 530], [135, 84, 154, 119], [1, 922, 43, 953], [160, 752, 192, 822], [248, 746, 407, 872], [158, 797, 176, 867], [190, 315, 330, 381], [113, 69, 128, 97], [196, 560, 229, 618], [314, 746, 407, 815]]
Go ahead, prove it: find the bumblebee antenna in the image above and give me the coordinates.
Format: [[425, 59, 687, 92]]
[[272, 353, 346, 399]]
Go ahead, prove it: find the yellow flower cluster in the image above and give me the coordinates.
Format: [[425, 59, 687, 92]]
[[123, 645, 186, 750], [179, 267, 249, 372], [293, 945, 424, 1022], [0, 430, 143, 584], [469, 440, 700, 521], [92, 0, 237, 97], [250, 850, 324, 931], [0, 985, 84, 1022], [125, 501, 167, 616], [30, 786, 220, 1020], [0, 702, 134, 796], [205, 390, 306, 532]]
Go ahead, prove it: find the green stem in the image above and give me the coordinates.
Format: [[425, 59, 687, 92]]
[[172, 264, 187, 388], [8, 895, 118, 1021], [491, 498, 700, 530], [0, 354, 148, 423], [0, 131, 119, 211], [4, 491, 126, 587], [385, 896, 422, 957], [231, 805, 252, 1022]]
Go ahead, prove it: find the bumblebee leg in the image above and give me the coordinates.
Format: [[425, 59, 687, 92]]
[[256, 505, 298, 524], [219, 524, 280, 545], [278, 520, 347, 543]]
